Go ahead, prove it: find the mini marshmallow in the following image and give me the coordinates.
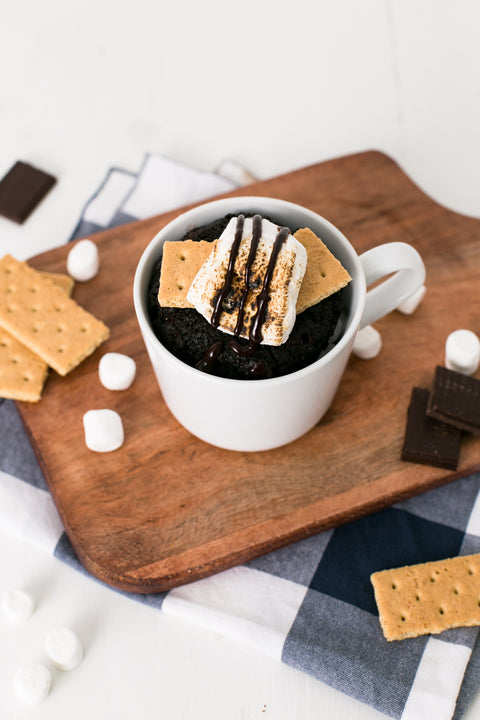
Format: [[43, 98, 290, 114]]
[[45, 627, 83, 671], [215, 159, 258, 186], [67, 239, 99, 282], [396, 285, 426, 315], [2, 588, 35, 623], [445, 329, 480, 376], [99, 352, 136, 390], [352, 325, 382, 359], [14, 663, 51, 705], [83, 409, 124, 452]]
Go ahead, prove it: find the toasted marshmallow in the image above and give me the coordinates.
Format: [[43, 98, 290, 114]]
[[187, 216, 307, 346]]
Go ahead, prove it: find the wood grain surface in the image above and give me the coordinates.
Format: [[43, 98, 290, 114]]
[[17, 151, 480, 593]]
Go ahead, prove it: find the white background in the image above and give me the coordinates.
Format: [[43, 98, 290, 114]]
[[1, 1, 480, 717]]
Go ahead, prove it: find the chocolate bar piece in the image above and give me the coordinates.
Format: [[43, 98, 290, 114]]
[[401, 386, 462, 470], [427, 365, 480, 435], [0, 161, 56, 223]]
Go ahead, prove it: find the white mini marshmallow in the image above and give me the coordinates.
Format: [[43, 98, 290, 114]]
[[83, 409, 124, 452], [215, 159, 258, 186], [2, 588, 35, 623], [445, 329, 480, 375], [352, 325, 382, 359], [67, 239, 99, 282], [99, 352, 136, 390], [14, 663, 51, 705], [396, 284, 426, 314], [45, 627, 83, 671]]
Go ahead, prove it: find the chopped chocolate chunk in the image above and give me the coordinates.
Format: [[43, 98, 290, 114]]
[[427, 365, 480, 435], [0, 161, 56, 223], [401, 386, 462, 470]]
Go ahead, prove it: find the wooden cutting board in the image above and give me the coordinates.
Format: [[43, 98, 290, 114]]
[[17, 151, 480, 593]]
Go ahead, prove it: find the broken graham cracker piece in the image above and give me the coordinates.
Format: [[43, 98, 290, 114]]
[[0, 270, 75, 402], [371, 554, 480, 641], [294, 228, 351, 313], [158, 240, 214, 309], [0, 255, 108, 376]]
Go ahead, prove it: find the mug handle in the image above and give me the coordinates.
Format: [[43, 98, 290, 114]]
[[359, 242, 426, 329]]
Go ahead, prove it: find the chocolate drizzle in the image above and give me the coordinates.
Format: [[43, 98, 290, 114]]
[[201, 215, 292, 374], [211, 214, 245, 328], [234, 214, 262, 337], [195, 340, 223, 373], [230, 223, 290, 356], [249, 225, 290, 345]]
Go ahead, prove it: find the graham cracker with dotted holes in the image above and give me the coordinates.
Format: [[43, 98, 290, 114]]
[[0, 255, 109, 377], [0, 271, 75, 401], [158, 240, 215, 308], [293, 228, 351, 313], [371, 554, 480, 641]]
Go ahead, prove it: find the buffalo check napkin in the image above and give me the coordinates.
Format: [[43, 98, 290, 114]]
[[1, 153, 480, 720]]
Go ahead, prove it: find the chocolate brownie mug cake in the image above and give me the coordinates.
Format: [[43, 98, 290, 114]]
[[134, 197, 425, 451]]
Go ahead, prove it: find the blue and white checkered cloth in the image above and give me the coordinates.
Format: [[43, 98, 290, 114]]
[[1, 154, 480, 720]]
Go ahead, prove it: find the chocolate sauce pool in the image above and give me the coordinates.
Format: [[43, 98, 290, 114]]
[[147, 214, 349, 380]]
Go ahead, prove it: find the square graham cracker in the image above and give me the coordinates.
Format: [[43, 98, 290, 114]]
[[293, 228, 351, 313], [371, 554, 480, 641], [0, 255, 108, 376], [0, 270, 75, 401], [158, 240, 215, 308]]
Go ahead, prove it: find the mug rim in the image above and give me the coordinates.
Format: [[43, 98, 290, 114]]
[[133, 196, 366, 387]]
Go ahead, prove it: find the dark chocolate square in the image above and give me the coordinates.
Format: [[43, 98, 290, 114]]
[[401, 386, 462, 470], [0, 161, 56, 223], [427, 365, 480, 435]]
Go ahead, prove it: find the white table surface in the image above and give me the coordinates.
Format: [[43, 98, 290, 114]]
[[2, 1, 480, 717]]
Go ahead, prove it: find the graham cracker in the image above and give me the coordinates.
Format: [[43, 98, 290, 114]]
[[0, 327, 49, 402], [371, 554, 480, 641], [158, 240, 215, 308], [0, 270, 75, 402], [0, 255, 109, 376], [293, 228, 351, 313], [157, 228, 351, 315], [40, 271, 75, 296]]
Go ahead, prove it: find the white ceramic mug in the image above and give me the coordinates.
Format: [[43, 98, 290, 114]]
[[133, 197, 425, 452]]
